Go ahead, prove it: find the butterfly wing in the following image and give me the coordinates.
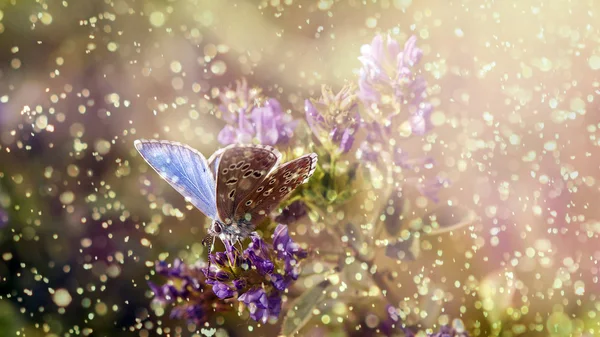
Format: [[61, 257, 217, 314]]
[[134, 139, 218, 220], [215, 144, 281, 224], [233, 153, 317, 225], [207, 147, 226, 180]]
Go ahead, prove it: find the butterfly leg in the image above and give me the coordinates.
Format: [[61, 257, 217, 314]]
[[236, 239, 244, 252]]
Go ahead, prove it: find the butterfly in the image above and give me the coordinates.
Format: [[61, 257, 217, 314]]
[[134, 139, 318, 246]]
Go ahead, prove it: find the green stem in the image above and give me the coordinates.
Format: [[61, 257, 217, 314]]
[[370, 150, 396, 240], [329, 150, 339, 192]]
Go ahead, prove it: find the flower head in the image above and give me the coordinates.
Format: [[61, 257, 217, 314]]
[[305, 84, 360, 153], [148, 258, 227, 324], [201, 224, 307, 323], [217, 79, 297, 146], [238, 287, 282, 323], [358, 34, 432, 138], [218, 78, 262, 120]]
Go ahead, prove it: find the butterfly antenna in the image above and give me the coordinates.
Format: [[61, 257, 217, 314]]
[[203, 235, 214, 276]]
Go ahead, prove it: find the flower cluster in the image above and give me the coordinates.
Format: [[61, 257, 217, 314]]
[[150, 224, 307, 325], [305, 84, 360, 153], [217, 78, 297, 146], [148, 258, 227, 324], [358, 34, 432, 133], [354, 34, 449, 205], [202, 224, 307, 323], [357, 34, 433, 163]]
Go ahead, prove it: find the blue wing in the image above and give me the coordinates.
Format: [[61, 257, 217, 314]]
[[134, 139, 218, 220]]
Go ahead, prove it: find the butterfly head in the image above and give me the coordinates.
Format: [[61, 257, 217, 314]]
[[209, 221, 223, 236]]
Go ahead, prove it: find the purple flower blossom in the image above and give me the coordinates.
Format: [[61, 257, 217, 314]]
[[217, 79, 297, 146], [358, 34, 432, 135], [247, 250, 275, 275], [273, 223, 308, 280], [356, 34, 446, 203], [200, 224, 307, 323], [305, 84, 360, 153], [212, 281, 235, 299], [357, 34, 433, 160], [148, 258, 227, 324], [238, 287, 282, 323]]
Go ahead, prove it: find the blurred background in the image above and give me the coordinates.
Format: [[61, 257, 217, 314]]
[[1, 0, 600, 336]]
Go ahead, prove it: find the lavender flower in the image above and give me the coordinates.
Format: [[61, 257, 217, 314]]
[[217, 79, 297, 146], [305, 84, 360, 153], [148, 258, 226, 324], [357, 34, 433, 160], [356, 34, 446, 203], [238, 287, 282, 323], [202, 224, 307, 323], [358, 34, 432, 136]]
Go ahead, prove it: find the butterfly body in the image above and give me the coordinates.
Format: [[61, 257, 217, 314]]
[[134, 139, 317, 244]]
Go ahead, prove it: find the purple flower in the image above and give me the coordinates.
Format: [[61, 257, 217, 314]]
[[149, 225, 306, 325], [273, 224, 308, 279], [247, 250, 275, 275], [357, 35, 433, 159], [377, 305, 401, 336], [269, 273, 289, 291], [358, 35, 431, 133], [148, 259, 227, 324], [218, 78, 261, 118], [356, 34, 446, 203], [238, 287, 282, 323], [233, 278, 247, 290], [273, 223, 308, 260], [305, 84, 360, 153], [217, 79, 297, 146], [199, 224, 307, 323], [212, 281, 235, 299]]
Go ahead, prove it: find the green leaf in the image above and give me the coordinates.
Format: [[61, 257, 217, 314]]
[[281, 279, 331, 336], [422, 204, 478, 235]]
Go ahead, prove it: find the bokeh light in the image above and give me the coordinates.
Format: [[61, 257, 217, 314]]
[[1, 0, 600, 336]]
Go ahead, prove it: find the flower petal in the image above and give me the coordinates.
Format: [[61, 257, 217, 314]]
[[217, 125, 237, 145]]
